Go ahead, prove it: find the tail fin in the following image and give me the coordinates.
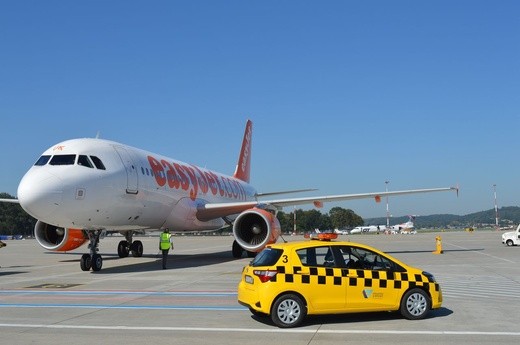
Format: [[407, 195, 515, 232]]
[[233, 119, 253, 183]]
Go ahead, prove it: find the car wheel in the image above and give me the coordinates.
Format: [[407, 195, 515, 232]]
[[400, 288, 431, 320], [271, 294, 306, 328], [506, 239, 514, 247]]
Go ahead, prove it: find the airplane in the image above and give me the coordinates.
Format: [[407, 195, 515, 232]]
[[0, 120, 458, 271], [349, 215, 417, 234], [349, 225, 386, 234]]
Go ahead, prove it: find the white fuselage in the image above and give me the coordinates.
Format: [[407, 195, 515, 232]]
[[17, 138, 257, 232]]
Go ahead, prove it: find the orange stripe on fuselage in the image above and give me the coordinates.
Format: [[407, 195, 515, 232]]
[[147, 155, 246, 201]]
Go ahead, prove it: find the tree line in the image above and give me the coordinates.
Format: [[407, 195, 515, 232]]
[[0, 192, 364, 236], [0, 193, 36, 236]]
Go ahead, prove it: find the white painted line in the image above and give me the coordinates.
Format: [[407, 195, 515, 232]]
[[445, 242, 515, 263], [0, 323, 519, 336]]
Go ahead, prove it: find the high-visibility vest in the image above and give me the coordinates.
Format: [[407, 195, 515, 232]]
[[160, 232, 171, 250]]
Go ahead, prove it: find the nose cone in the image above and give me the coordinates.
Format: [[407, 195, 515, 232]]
[[18, 169, 63, 220]]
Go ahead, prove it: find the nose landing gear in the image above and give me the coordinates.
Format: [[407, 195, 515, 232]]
[[80, 230, 103, 272]]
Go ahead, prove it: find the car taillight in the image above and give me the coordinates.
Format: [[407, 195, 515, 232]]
[[253, 270, 278, 283]]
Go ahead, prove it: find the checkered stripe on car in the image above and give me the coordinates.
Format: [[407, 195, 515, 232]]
[[273, 266, 440, 292]]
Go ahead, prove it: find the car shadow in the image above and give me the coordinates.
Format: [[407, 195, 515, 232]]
[[251, 307, 454, 327]]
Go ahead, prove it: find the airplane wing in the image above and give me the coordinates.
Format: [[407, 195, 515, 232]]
[[196, 186, 457, 221], [0, 198, 20, 204]]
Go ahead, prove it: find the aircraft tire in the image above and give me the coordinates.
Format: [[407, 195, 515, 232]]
[[91, 254, 103, 272], [80, 254, 91, 271], [118, 240, 129, 258], [232, 240, 243, 258], [131, 240, 144, 257]]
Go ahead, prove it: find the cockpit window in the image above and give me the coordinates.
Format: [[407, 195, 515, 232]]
[[34, 155, 51, 166], [49, 154, 76, 166], [90, 156, 106, 170], [78, 155, 94, 168]]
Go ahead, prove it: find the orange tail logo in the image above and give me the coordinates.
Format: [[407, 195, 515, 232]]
[[233, 120, 252, 183]]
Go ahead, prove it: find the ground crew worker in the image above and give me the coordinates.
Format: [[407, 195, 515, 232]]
[[159, 229, 173, 269]]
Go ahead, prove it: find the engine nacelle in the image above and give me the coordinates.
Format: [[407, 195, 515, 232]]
[[34, 220, 87, 251], [233, 208, 281, 253]]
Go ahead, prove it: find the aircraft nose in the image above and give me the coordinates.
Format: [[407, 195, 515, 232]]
[[18, 170, 63, 220]]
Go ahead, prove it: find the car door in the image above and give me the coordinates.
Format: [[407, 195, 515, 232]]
[[337, 245, 402, 311], [295, 245, 346, 311]]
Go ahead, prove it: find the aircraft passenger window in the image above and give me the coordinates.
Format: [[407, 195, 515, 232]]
[[49, 154, 76, 165], [77, 155, 94, 168], [34, 155, 51, 166], [90, 156, 106, 170]]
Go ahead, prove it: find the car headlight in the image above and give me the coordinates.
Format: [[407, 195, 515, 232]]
[[422, 271, 436, 283]]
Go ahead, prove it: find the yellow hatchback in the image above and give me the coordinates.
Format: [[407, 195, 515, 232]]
[[238, 233, 442, 328]]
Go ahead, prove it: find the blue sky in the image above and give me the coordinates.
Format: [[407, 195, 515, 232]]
[[0, 1, 518, 219]]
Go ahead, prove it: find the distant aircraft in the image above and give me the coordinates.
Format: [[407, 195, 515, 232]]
[[349, 215, 417, 234], [0, 120, 457, 271]]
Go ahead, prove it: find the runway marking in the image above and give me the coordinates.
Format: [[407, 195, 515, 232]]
[[0, 290, 237, 296], [0, 304, 245, 311], [0, 323, 519, 336], [445, 242, 515, 263]]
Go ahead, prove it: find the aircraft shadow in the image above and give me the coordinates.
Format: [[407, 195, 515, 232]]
[[252, 307, 453, 327], [0, 271, 28, 277], [53, 250, 241, 274]]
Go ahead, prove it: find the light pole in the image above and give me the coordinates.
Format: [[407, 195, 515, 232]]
[[493, 184, 499, 231], [385, 181, 390, 229]]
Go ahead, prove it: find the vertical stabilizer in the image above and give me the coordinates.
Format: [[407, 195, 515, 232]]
[[233, 120, 253, 183]]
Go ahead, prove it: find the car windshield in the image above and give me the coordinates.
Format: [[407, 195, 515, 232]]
[[250, 248, 283, 267]]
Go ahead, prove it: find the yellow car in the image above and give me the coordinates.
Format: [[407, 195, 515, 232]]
[[238, 233, 442, 328]]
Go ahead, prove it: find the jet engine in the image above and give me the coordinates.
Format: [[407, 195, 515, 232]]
[[34, 220, 87, 251], [233, 208, 281, 253]]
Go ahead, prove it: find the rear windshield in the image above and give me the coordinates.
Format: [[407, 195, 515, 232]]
[[250, 248, 283, 267]]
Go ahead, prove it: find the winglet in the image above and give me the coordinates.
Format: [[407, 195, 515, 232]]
[[233, 120, 253, 183]]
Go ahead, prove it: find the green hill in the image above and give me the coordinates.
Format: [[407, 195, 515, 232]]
[[364, 206, 520, 229]]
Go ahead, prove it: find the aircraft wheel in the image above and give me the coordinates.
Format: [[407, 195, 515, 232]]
[[246, 250, 256, 258], [91, 254, 103, 272], [400, 288, 431, 320], [131, 240, 143, 257], [271, 293, 306, 328], [118, 240, 129, 258], [232, 240, 243, 258], [80, 254, 92, 271]]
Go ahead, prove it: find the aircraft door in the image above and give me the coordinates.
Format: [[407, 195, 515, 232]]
[[114, 146, 139, 194]]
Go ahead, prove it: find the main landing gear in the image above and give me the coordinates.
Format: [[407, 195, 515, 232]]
[[80, 230, 144, 272], [117, 231, 143, 258], [232, 240, 256, 259]]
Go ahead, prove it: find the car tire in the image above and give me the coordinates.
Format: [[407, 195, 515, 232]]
[[271, 294, 306, 328], [506, 239, 514, 247], [400, 288, 431, 320]]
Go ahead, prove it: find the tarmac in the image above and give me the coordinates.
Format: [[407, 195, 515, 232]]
[[0, 230, 519, 344]]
